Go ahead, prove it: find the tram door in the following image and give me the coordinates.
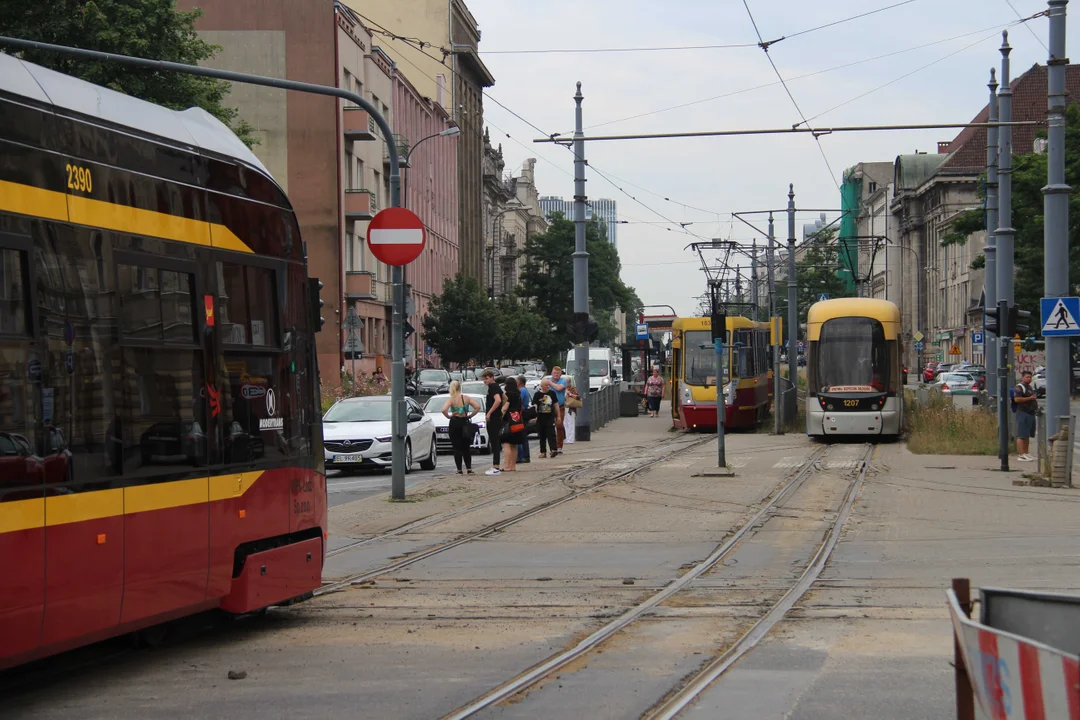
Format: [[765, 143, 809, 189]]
[[671, 338, 682, 424]]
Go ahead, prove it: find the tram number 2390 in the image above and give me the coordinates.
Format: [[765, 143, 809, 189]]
[[66, 163, 93, 193], [842, 399, 859, 407]]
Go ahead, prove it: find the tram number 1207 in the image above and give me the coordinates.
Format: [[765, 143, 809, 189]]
[[843, 399, 859, 407]]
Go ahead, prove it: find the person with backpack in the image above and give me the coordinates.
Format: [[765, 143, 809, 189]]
[[1013, 370, 1038, 461]]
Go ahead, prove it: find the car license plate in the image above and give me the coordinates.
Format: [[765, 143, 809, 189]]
[[334, 453, 365, 463]]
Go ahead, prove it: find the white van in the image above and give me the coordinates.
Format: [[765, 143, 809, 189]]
[[565, 347, 616, 393]]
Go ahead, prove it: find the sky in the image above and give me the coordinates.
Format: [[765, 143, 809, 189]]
[[467, 0, 1076, 317]]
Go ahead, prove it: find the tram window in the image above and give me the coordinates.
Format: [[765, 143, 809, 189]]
[[218, 262, 279, 347], [813, 318, 890, 393], [684, 330, 722, 386], [0, 247, 29, 336], [218, 352, 288, 465], [118, 264, 196, 344]]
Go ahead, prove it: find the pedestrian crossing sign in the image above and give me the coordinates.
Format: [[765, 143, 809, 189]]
[[1040, 296, 1080, 337]]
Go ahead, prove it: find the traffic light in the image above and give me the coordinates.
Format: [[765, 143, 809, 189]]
[[308, 278, 325, 332], [1007, 306, 1032, 337], [569, 313, 599, 344], [711, 310, 727, 342], [984, 305, 1001, 335]]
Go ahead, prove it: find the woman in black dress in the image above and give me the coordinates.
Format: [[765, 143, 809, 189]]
[[501, 377, 526, 471]]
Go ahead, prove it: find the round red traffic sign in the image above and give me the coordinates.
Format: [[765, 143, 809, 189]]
[[366, 207, 426, 266]]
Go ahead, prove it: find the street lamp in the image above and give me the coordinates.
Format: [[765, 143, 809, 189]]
[[488, 202, 524, 298], [398, 123, 459, 368]]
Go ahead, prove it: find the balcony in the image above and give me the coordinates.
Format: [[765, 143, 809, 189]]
[[345, 270, 377, 300], [344, 189, 376, 221], [383, 133, 410, 167], [343, 106, 377, 141]]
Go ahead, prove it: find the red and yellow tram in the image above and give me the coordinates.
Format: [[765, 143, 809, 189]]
[[0, 54, 326, 668], [670, 315, 776, 431]]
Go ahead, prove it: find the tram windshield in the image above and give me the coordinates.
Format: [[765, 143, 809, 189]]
[[813, 317, 890, 393], [683, 330, 726, 386]]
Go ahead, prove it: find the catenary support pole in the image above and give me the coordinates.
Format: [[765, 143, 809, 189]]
[[1044, 0, 1071, 436], [572, 82, 592, 441], [786, 185, 798, 428], [997, 32, 1015, 463], [751, 241, 759, 321], [716, 337, 726, 467], [985, 68, 999, 397], [0, 35, 411, 499], [768, 213, 782, 435]]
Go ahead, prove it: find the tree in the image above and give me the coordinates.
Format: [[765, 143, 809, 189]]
[[422, 274, 494, 366], [491, 294, 560, 365], [2, 0, 258, 146], [947, 103, 1080, 336], [519, 212, 643, 348], [791, 228, 856, 325]]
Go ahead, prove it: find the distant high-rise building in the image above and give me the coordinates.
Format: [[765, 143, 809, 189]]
[[540, 195, 618, 246]]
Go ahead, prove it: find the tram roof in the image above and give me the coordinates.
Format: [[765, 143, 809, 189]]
[[0, 52, 271, 177], [672, 316, 772, 330], [807, 298, 901, 325]]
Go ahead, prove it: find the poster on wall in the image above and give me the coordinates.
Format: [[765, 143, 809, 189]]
[[42, 387, 54, 425]]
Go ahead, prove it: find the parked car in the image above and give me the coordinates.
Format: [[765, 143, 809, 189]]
[[323, 395, 437, 473], [922, 362, 939, 383], [413, 368, 451, 397], [423, 394, 489, 454], [934, 372, 978, 395], [933, 363, 956, 379]]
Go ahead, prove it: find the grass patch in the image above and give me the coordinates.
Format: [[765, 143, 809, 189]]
[[906, 392, 999, 455]]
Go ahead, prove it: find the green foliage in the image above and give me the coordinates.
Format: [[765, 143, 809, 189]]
[[941, 207, 985, 247], [791, 228, 856, 325], [422, 274, 494, 366], [421, 274, 558, 366], [1, 0, 258, 147], [947, 105, 1080, 332], [518, 212, 642, 348]]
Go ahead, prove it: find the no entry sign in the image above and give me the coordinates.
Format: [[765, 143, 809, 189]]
[[366, 207, 426, 266]]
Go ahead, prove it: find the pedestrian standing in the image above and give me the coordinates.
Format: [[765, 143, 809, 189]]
[[516, 375, 531, 463], [482, 369, 505, 474], [1013, 370, 1038, 461], [441, 380, 480, 474], [645, 366, 665, 418], [533, 378, 559, 458], [550, 365, 568, 450], [563, 381, 580, 444], [499, 376, 526, 472]]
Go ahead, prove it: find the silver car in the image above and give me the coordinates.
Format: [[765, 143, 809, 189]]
[[934, 372, 978, 395], [422, 394, 489, 454]]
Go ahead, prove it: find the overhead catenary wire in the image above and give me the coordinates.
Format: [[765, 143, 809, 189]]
[[480, 0, 917, 55], [1003, 0, 1049, 52], [741, 0, 840, 188], [577, 18, 1034, 133]]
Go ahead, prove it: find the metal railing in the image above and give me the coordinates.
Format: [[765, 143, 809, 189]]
[[588, 382, 621, 432]]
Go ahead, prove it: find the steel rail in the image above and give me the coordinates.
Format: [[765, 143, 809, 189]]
[[324, 435, 702, 559], [645, 443, 876, 719], [441, 443, 834, 720], [315, 436, 715, 596]]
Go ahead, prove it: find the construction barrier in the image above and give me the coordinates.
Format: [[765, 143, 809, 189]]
[[948, 578, 1080, 719]]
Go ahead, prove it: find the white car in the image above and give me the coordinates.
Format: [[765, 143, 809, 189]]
[[1032, 368, 1047, 397], [422, 394, 490, 454], [934, 372, 978, 395], [323, 395, 437, 473]]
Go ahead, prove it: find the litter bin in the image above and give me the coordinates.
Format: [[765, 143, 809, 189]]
[[620, 391, 641, 417]]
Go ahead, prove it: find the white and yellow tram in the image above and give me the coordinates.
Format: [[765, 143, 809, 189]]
[[806, 299, 903, 438]]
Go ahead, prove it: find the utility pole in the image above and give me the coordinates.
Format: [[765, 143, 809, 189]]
[[786, 184, 798, 426], [985, 68, 999, 398], [768, 213, 782, 435], [996, 32, 1015, 466], [1044, 0, 1071, 436], [750, 240, 759, 321], [572, 82, 592, 441]]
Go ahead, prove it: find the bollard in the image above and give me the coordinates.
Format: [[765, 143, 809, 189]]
[[951, 577, 976, 720]]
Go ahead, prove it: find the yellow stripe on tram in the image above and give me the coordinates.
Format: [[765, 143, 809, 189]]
[[0, 178, 253, 253], [0, 471, 268, 534]]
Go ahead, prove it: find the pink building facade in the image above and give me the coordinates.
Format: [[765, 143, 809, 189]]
[[392, 70, 459, 367]]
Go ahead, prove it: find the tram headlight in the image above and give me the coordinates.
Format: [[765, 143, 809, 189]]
[[871, 403, 879, 410], [681, 385, 693, 405], [826, 403, 834, 410], [724, 382, 736, 406]]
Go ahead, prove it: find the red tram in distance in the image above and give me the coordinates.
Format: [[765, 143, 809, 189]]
[[670, 315, 776, 431], [0, 54, 326, 668]]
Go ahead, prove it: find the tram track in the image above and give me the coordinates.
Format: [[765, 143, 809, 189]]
[[439, 441, 874, 720], [315, 434, 717, 597]]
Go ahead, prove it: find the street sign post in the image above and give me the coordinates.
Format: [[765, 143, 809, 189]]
[[971, 331, 984, 346], [1040, 296, 1080, 337], [635, 323, 648, 340], [366, 207, 426, 266], [817, 293, 829, 302], [913, 340, 925, 352], [913, 330, 924, 342], [949, 344, 962, 355]]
